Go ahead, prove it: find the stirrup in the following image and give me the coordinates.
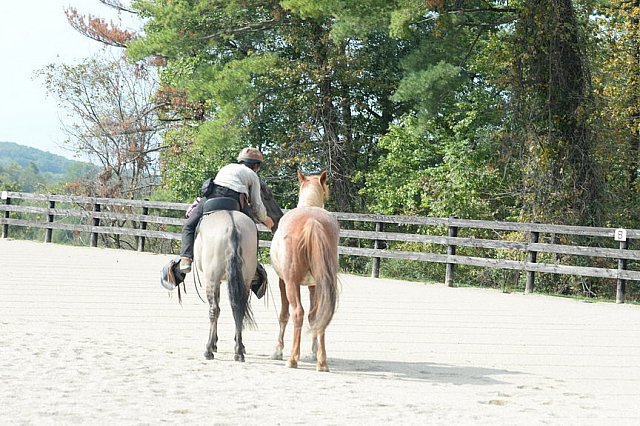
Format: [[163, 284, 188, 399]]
[[251, 263, 268, 299]]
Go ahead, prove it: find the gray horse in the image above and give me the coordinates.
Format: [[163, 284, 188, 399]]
[[161, 179, 284, 361], [194, 198, 257, 361]]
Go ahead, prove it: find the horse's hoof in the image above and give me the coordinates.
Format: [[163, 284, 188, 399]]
[[234, 354, 245, 362], [316, 364, 329, 372], [303, 353, 317, 362], [271, 352, 283, 361], [204, 351, 214, 360], [286, 359, 298, 369]]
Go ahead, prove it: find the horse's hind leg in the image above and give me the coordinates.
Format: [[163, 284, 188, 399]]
[[308, 287, 328, 371], [233, 284, 248, 362], [271, 278, 289, 360], [204, 282, 221, 360], [308, 286, 318, 361], [234, 330, 245, 362], [285, 282, 304, 369], [316, 330, 329, 372]]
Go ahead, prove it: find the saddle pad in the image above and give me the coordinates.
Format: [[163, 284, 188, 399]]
[[203, 197, 240, 214]]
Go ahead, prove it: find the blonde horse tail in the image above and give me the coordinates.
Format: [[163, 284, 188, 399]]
[[299, 218, 339, 334], [226, 212, 255, 330]]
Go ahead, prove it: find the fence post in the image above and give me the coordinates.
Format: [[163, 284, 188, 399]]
[[445, 218, 458, 287], [525, 224, 540, 294], [616, 239, 628, 304], [90, 202, 101, 247], [371, 221, 383, 278], [45, 199, 55, 243], [137, 204, 149, 252], [1, 191, 10, 238]]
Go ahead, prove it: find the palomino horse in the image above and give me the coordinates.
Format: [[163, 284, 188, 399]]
[[193, 199, 258, 362], [270, 170, 340, 372]]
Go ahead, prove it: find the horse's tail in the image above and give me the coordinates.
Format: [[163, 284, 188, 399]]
[[299, 218, 339, 334], [226, 212, 255, 330]]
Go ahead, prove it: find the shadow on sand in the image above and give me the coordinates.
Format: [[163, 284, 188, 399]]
[[327, 357, 521, 385]]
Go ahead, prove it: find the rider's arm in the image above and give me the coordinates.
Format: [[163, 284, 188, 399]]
[[247, 170, 270, 224]]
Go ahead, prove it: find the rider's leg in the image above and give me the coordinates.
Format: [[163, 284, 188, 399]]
[[179, 198, 205, 272], [248, 212, 267, 298]]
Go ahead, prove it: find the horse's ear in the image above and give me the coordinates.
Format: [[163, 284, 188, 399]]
[[297, 170, 305, 183], [319, 170, 328, 184]]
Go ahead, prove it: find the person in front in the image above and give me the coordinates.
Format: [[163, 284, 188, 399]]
[[178, 147, 275, 292]]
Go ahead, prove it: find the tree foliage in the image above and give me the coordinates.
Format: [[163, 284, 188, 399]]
[[507, 0, 603, 225], [118, 0, 412, 210], [54, 0, 640, 295], [592, 0, 640, 228], [62, 0, 640, 225]]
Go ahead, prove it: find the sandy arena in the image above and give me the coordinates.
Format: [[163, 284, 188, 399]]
[[1, 238, 640, 425]]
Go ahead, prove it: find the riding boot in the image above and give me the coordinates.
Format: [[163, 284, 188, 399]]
[[251, 263, 268, 299], [179, 256, 192, 273]]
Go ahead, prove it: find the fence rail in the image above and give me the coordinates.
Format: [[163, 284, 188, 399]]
[[2, 190, 638, 303]]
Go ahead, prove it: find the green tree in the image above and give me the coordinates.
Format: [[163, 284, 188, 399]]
[[592, 0, 640, 228], [316, 1, 517, 219], [509, 0, 603, 225], [0, 162, 19, 192], [125, 0, 409, 210]]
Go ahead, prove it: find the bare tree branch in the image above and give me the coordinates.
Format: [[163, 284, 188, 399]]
[[98, 0, 138, 15]]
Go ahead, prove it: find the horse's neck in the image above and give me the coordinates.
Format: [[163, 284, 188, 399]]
[[297, 187, 324, 208]]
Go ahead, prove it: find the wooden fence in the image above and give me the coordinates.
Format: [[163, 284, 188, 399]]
[[2, 190, 639, 303]]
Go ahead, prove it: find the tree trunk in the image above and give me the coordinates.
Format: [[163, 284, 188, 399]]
[[313, 22, 354, 212], [514, 0, 602, 225]]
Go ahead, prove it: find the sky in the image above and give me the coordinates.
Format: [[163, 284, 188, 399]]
[[0, 1, 133, 160]]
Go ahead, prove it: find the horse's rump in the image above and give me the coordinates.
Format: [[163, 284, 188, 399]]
[[196, 211, 257, 273], [195, 210, 258, 328]]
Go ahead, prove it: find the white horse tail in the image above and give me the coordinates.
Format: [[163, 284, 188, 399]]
[[299, 217, 339, 334], [226, 212, 255, 330]]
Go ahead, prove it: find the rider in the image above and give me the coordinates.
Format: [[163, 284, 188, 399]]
[[178, 147, 275, 286]]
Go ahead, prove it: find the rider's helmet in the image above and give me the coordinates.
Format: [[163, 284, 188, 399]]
[[237, 147, 264, 165]]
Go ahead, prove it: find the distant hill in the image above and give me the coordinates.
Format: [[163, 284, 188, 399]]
[[0, 141, 91, 175]]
